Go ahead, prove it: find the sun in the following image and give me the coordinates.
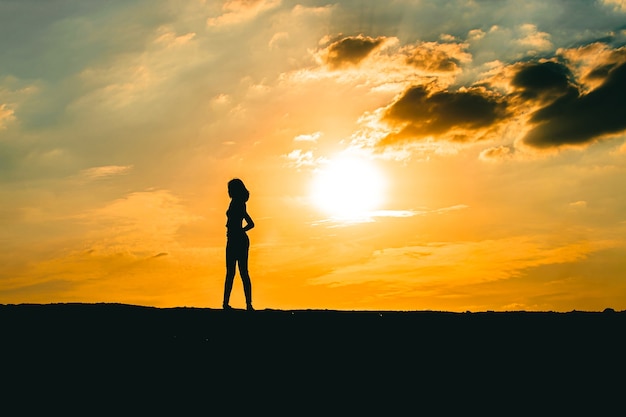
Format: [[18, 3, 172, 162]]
[[310, 155, 386, 219]]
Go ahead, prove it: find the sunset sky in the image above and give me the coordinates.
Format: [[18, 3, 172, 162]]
[[2, 0, 626, 311]]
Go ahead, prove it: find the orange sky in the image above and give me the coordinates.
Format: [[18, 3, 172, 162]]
[[1, 0, 626, 311]]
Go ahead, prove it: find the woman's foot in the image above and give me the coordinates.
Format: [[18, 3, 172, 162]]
[[223, 304, 233, 311], [246, 304, 254, 311]]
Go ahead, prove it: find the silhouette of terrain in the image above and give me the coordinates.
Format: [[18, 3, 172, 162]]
[[2, 303, 623, 413]]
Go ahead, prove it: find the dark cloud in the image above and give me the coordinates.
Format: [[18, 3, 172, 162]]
[[586, 62, 618, 81], [324, 35, 385, 68], [523, 62, 626, 148], [370, 43, 626, 152], [512, 61, 574, 100], [380, 85, 508, 145]]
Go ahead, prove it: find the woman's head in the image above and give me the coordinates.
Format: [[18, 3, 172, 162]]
[[228, 178, 250, 202]]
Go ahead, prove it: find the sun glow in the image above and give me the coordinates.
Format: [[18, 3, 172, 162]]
[[311, 155, 386, 219]]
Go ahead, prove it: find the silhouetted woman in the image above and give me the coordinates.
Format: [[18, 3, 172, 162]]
[[223, 178, 255, 311]]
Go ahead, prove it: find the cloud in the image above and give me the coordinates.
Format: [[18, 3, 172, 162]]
[[511, 61, 574, 101], [310, 235, 620, 288], [569, 200, 588, 209], [379, 85, 508, 145], [479, 145, 514, 162], [557, 43, 626, 89], [294, 32, 626, 157], [268, 31, 289, 49], [601, 0, 626, 13], [154, 28, 196, 48], [313, 204, 469, 226], [80, 165, 133, 180], [283, 149, 326, 168], [207, 0, 281, 27], [0, 104, 15, 129], [297, 32, 603, 156], [515, 24, 553, 54], [522, 62, 626, 148], [320, 34, 388, 69], [294, 131, 322, 142], [403, 41, 471, 74], [287, 34, 473, 97], [81, 189, 201, 255]]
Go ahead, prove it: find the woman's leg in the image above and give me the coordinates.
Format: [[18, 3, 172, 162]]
[[238, 249, 253, 310], [223, 245, 237, 308]]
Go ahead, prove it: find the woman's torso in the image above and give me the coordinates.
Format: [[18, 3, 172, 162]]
[[226, 200, 246, 237]]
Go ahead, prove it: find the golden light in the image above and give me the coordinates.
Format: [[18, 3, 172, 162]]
[[310, 155, 386, 219]]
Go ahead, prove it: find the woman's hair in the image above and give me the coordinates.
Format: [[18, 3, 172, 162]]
[[228, 178, 250, 202]]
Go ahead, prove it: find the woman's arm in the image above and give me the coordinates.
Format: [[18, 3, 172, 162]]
[[242, 211, 255, 232]]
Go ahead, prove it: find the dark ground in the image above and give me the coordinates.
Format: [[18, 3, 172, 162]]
[[2, 303, 624, 414]]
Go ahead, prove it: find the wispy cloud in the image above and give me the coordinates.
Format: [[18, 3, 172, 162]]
[[515, 24, 553, 54], [283, 149, 327, 168], [313, 205, 469, 226], [80, 165, 133, 180], [479, 145, 514, 162], [310, 235, 621, 287], [207, 0, 281, 27], [294, 131, 322, 142], [0, 104, 15, 128], [78, 189, 201, 255], [568, 200, 588, 210], [601, 0, 626, 13]]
